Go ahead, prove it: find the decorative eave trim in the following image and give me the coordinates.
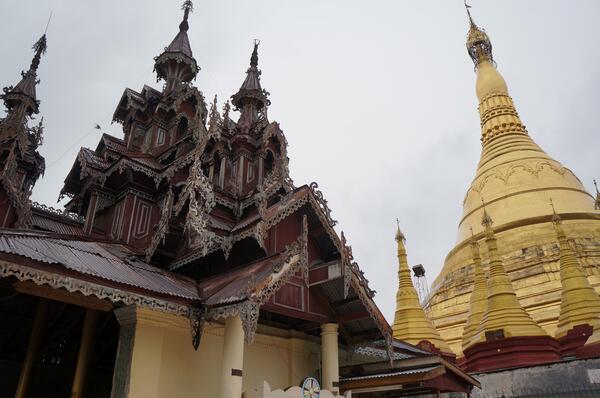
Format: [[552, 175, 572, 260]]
[[206, 221, 308, 344], [0, 260, 193, 317], [99, 157, 160, 186], [32, 201, 85, 224]]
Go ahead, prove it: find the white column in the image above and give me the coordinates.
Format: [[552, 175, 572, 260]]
[[321, 323, 340, 395], [220, 315, 245, 398]]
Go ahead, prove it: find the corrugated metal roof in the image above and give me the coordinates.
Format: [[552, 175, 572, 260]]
[[80, 147, 110, 169], [0, 230, 199, 301], [200, 252, 289, 306], [340, 366, 440, 382], [31, 214, 85, 236]]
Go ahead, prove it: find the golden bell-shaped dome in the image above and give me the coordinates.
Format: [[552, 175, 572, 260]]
[[426, 7, 600, 356]]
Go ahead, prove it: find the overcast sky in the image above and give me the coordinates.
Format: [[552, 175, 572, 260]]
[[1, 1, 599, 322]]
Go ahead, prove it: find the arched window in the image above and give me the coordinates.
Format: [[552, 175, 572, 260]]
[[176, 118, 188, 141], [264, 150, 274, 176], [213, 152, 224, 187]]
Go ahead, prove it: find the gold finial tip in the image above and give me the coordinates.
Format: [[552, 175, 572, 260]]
[[549, 198, 562, 226], [480, 198, 493, 228], [481, 206, 494, 230], [395, 219, 406, 242]]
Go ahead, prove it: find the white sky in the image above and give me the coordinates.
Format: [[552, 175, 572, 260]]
[[1, 1, 599, 322]]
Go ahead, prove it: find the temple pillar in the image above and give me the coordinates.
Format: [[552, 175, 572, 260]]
[[71, 309, 99, 398], [111, 305, 189, 398], [220, 315, 245, 398], [14, 298, 48, 398], [321, 323, 340, 395]]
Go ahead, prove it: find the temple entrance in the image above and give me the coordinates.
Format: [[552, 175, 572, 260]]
[[0, 277, 119, 397]]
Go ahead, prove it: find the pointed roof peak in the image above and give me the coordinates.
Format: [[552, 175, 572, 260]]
[[395, 218, 406, 243], [480, 200, 494, 232], [2, 33, 48, 114], [179, 0, 193, 32], [469, 227, 480, 253], [154, 1, 199, 88], [549, 198, 567, 241], [29, 34, 47, 75], [231, 40, 270, 111], [549, 198, 562, 225], [250, 39, 260, 68], [464, 1, 494, 67]]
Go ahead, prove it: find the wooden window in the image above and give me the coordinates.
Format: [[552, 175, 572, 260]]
[[247, 160, 254, 183], [156, 128, 166, 146]]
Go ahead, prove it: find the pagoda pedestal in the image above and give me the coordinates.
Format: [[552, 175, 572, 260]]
[[556, 324, 593, 358], [463, 336, 561, 372]]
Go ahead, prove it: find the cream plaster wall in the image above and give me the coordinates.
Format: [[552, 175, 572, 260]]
[[119, 307, 321, 398]]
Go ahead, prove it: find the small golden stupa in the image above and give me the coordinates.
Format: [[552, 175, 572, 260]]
[[391, 224, 452, 355], [461, 229, 487, 351], [469, 208, 548, 346], [551, 201, 600, 344]]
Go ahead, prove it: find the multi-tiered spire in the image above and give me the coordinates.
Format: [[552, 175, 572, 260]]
[[391, 223, 452, 355], [461, 229, 487, 351], [154, 0, 199, 92], [0, 34, 48, 228], [470, 208, 547, 344], [2, 34, 47, 116], [551, 201, 600, 343], [232, 40, 270, 133]]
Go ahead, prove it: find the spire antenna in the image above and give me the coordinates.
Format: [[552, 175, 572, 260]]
[[44, 12, 53, 35], [464, 0, 475, 27]]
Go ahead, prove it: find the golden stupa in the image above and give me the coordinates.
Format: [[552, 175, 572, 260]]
[[551, 203, 600, 344], [426, 9, 600, 355], [461, 231, 486, 350], [392, 225, 452, 354], [468, 208, 548, 347]]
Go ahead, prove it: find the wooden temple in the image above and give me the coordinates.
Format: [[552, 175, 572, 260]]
[[0, 2, 478, 397]]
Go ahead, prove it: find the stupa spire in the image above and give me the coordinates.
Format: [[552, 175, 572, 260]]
[[154, 0, 199, 92], [550, 200, 600, 342], [471, 208, 547, 344], [464, 1, 494, 67], [462, 228, 487, 351], [594, 179, 600, 210], [391, 222, 451, 354]]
